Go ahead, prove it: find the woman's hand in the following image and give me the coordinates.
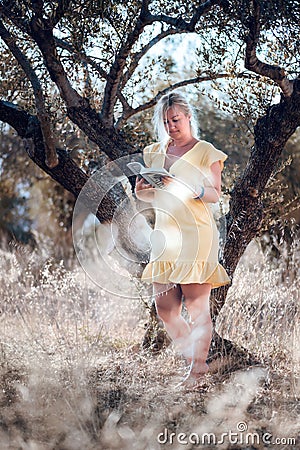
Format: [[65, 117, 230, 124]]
[[161, 176, 173, 186], [135, 177, 155, 202], [161, 176, 196, 201]]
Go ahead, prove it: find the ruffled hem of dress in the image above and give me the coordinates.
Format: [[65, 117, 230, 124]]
[[141, 260, 230, 289]]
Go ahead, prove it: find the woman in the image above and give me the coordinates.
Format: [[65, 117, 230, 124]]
[[135, 91, 230, 382]]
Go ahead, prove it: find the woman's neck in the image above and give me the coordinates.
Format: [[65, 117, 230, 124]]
[[169, 136, 197, 148]]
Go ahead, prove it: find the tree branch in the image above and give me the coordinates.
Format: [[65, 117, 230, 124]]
[[54, 36, 108, 81], [189, 0, 229, 29], [236, 78, 300, 197], [0, 1, 31, 34], [101, 0, 229, 127], [0, 100, 123, 222], [53, 36, 135, 124], [28, 13, 84, 108], [120, 28, 186, 90], [1, 3, 82, 107], [116, 71, 253, 128], [1, 4, 136, 159], [51, 0, 73, 26], [31, 0, 44, 17], [0, 14, 133, 160], [100, 8, 151, 127], [0, 100, 30, 136], [115, 90, 134, 119], [0, 19, 58, 168], [143, 0, 228, 31], [245, 0, 293, 97]]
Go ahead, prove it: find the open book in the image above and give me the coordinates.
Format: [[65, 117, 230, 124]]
[[127, 161, 174, 189]]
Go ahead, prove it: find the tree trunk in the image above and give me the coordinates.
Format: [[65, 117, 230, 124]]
[[211, 78, 300, 319]]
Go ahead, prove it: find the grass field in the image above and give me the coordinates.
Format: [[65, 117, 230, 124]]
[[0, 239, 299, 449]]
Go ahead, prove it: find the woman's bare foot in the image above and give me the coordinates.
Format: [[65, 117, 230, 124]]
[[190, 360, 209, 376], [174, 359, 209, 388]]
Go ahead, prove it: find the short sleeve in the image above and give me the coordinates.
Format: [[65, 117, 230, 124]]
[[143, 144, 153, 168], [203, 143, 228, 171], [143, 142, 164, 168]]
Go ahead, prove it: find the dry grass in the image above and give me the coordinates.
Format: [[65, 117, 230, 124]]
[[0, 239, 299, 449]]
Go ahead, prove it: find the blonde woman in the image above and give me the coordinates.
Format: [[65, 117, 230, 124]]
[[135, 91, 230, 382]]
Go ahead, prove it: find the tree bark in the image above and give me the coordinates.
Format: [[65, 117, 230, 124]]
[[211, 77, 300, 319]]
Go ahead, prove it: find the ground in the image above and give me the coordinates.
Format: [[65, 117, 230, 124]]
[[0, 240, 299, 449]]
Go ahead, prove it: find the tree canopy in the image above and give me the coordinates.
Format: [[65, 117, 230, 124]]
[[0, 0, 299, 317]]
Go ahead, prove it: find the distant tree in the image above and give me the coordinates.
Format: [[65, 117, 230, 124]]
[[0, 130, 35, 245], [0, 0, 299, 353], [0, 127, 77, 260]]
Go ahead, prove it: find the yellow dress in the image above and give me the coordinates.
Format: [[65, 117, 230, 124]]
[[141, 140, 230, 289]]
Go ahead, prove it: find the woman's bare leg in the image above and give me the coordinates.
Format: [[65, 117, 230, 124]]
[[181, 283, 212, 375], [154, 283, 192, 357]]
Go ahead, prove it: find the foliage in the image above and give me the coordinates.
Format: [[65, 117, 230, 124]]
[[0, 130, 34, 244], [0, 0, 298, 128], [0, 128, 75, 256]]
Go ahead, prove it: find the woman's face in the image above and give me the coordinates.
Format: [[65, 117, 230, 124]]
[[163, 106, 191, 140]]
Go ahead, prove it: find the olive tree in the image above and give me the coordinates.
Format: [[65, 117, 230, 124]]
[[0, 0, 299, 354]]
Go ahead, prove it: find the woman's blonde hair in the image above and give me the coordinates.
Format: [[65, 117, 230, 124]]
[[152, 90, 199, 142]]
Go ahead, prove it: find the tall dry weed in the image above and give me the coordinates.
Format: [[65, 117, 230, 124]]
[[0, 238, 299, 449]]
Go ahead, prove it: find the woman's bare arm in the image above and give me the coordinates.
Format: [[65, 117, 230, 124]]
[[134, 177, 156, 202], [196, 161, 222, 204]]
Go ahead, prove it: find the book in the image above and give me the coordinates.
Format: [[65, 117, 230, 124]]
[[127, 161, 174, 189]]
